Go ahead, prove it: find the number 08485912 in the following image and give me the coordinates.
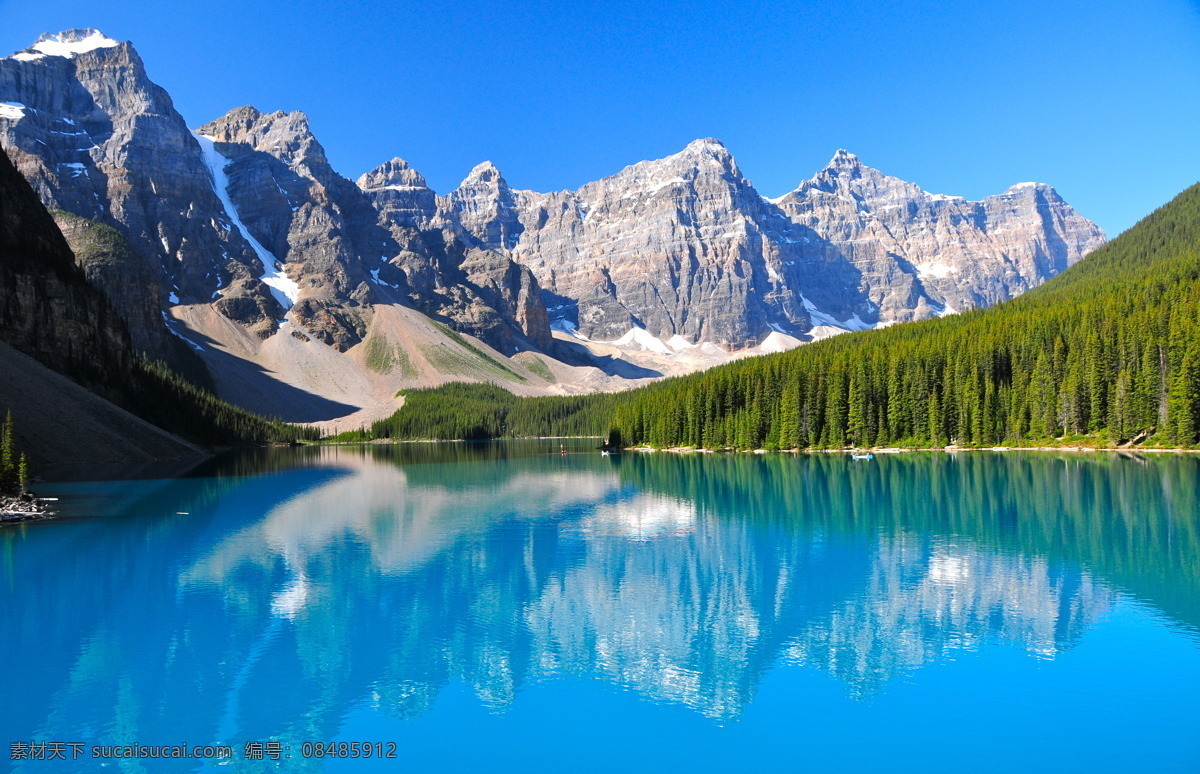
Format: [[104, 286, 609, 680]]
[[300, 742, 397, 759]]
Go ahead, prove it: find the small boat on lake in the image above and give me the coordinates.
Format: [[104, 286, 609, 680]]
[[851, 452, 874, 460]]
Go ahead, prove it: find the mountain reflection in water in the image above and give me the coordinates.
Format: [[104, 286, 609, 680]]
[[2, 443, 1198, 767]]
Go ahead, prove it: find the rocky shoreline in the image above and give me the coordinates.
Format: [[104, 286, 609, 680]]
[[0, 492, 54, 524]]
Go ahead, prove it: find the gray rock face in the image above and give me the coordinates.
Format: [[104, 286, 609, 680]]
[[358, 160, 554, 353], [1, 31, 554, 359], [447, 140, 824, 348], [442, 161, 525, 250], [51, 211, 165, 358], [197, 106, 386, 349], [356, 158, 437, 230], [0, 30, 282, 344], [0, 143, 131, 385], [444, 142, 1105, 348], [774, 150, 1107, 322]]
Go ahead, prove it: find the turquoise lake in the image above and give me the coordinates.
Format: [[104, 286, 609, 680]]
[[3, 442, 1199, 772]]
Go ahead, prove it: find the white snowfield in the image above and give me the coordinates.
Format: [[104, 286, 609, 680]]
[[9, 30, 118, 61], [801, 295, 873, 332], [0, 101, 27, 120], [757, 331, 802, 353], [611, 326, 674, 355], [194, 132, 301, 311]]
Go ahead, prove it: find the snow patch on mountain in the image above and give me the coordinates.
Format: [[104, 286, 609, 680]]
[[916, 261, 958, 279], [667, 335, 694, 352], [10, 29, 118, 61], [611, 327, 673, 355], [0, 102, 28, 120], [194, 132, 300, 310], [802, 296, 873, 333], [756, 331, 802, 353]]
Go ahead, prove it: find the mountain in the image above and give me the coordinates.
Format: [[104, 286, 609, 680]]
[[444, 141, 1104, 349], [0, 142, 196, 465], [1, 29, 1106, 429], [0, 31, 552, 358], [450, 140, 818, 349], [774, 149, 1106, 322], [0, 29, 275, 357], [374, 180, 1195, 449], [356, 154, 553, 354], [0, 138, 134, 390]]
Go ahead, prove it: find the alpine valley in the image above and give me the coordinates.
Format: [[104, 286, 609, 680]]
[[0, 29, 1104, 439]]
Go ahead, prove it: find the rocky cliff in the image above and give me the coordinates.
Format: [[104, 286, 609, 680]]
[[774, 150, 1107, 323], [441, 142, 1105, 349], [0, 30, 283, 349], [358, 157, 553, 353], [0, 144, 200, 464], [0, 31, 553, 360], [0, 143, 130, 382]]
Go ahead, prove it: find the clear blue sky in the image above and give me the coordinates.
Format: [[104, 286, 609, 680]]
[[2, 0, 1198, 236]]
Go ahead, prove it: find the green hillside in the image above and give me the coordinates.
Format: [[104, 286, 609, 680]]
[[334, 382, 616, 442]]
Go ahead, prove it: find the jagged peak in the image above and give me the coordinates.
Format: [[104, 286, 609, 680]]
[[34, 28, 117, 46], [673, 138, 737, 170], [990, 180, 1064, 204], [684, 137, 730, 155], [9, 29, 120, 61], [199, 105, 315, 145], [636, 137, 738, 174], [358, 157, 429, 190], [823, 148, 865, 172], [461, 160, 505, 187], [568, 137, 745, 203], [220, 104, 265, 124], [770, 149, 870, 201], [216, 105, 311, 129], [1004, 181, 1053, 193]]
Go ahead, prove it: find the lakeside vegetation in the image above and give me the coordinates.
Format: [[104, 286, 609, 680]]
[[131, 358, 321, 447], [331, 382, 616, 442], [348, 182, 1200, 450], [0, 411, 28, 495]]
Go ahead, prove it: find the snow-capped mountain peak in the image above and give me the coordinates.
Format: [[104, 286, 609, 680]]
[[10, 29, 119, 61]]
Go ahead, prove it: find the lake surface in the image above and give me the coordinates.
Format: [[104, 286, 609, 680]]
[[3, 442, 1199, 772]]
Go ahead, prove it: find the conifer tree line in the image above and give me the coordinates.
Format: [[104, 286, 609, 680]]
[[339, 382, 617, 442], [0, 411, 29, 495], [603, 183, 1200, 449], [131, 358, 321, 446]]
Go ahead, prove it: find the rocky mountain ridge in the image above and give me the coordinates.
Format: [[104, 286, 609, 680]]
[[440, 141, 1105, 349], [0, 31, 552, 362]]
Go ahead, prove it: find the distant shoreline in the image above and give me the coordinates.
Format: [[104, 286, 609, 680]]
[[319, 437, 1197, 454], [623, 445, 1199, 455]]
